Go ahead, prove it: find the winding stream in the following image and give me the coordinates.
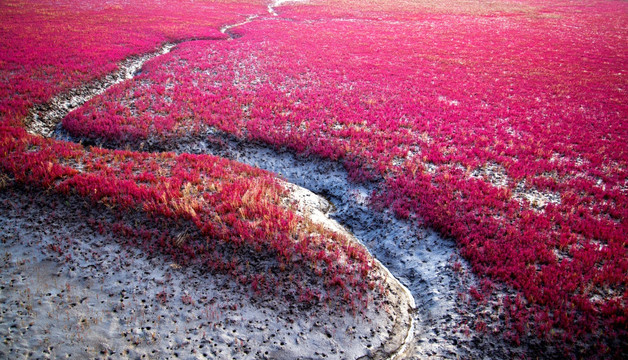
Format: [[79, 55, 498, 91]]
[[20, 1, 514, 359]]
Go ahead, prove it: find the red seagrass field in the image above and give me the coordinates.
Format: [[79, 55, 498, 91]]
[[1, 0, 626, 359]]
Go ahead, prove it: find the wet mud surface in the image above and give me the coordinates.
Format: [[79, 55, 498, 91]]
[[0, 186, 413, 359]]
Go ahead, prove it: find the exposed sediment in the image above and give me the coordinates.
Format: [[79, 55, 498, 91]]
[[0, 187, 413, 359]]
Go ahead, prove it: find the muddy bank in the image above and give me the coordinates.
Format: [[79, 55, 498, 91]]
[[0, 184, 415, 359]]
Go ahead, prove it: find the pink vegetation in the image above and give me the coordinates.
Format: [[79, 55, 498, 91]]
[[0, 0, 264, 126], [64, 0, 627, 352], [0, 125, 377, 308], [1, 0, 627, 356]]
